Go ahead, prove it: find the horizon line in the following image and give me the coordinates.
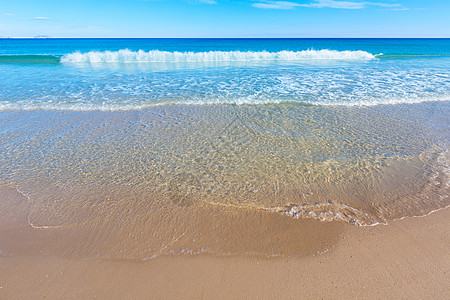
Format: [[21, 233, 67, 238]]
[[1, 37, 450, 39]]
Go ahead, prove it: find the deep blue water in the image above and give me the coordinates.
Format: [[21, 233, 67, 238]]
[[0, 38, 449, 110]]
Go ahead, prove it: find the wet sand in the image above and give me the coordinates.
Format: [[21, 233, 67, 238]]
[[0, 184, 346, 259], [0, 207, 448, 299], [0, 103, 449, 298]]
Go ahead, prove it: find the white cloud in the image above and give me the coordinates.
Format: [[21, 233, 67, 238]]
[[305, 0, 400, 9], [252, 1, 301, 9], [380, 7, 410, 11], [253, 0, 401, 10], [196, 0, 218, 4], [304, 0, 367, 9], [4, 13, 15, 16], [34, 17, 51, 20]]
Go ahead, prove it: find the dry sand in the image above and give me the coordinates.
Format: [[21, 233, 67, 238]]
[[0, 206, 448, 299]]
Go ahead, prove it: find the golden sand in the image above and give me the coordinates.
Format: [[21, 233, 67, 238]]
[[1, 206, 448, 299], [0, 103, 449, 298]]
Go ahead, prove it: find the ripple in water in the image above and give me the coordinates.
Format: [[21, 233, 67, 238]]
[[0, 102, 448, 259]]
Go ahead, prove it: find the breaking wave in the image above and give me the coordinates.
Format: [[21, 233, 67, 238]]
[[60, 49, 376, 63]]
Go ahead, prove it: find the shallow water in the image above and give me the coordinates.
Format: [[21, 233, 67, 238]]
[[0, 102, 448, 258], [0, 39, 449, 259]]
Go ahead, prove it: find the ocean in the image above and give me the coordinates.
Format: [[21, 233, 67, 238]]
[[1, 38, 450, 109], [0, 38, 449, 258]]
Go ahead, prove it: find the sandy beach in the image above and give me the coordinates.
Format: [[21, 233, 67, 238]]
[[1, 186, 448, 299], [1, 37, 449, 299], [0, 104, 449, 299]]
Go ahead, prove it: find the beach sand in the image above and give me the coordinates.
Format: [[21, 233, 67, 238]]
[[0, 193, 448, 299], [1, 37, 450, 299], [0, 104, 449, 299]]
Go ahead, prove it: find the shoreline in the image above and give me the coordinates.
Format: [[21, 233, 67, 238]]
[[1, 206, 448, 299], [1, 103, 448, 232], [1, 37, 449, 299], [0, 103, 448, 298]]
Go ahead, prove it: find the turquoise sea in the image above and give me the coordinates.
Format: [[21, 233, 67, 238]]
[[1, 38, 450, 109], [0, 39, 449, 258]]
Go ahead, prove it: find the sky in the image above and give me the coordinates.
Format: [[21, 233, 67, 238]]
[[0, 0, 449, 38]]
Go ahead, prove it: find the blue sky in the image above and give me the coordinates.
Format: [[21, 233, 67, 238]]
[[0, 0, 449, 38]]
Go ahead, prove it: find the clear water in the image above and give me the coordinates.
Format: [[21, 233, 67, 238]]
[[0, 39, 449, 259], [1, 38, 450, 110]]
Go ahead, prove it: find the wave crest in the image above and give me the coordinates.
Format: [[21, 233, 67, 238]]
[[61, 49, 376, 63]]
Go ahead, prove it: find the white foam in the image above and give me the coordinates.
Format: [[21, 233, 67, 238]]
[[268, 203, 385, 226], [61, 49, 376, 64], [0, 96, 448, 112]]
